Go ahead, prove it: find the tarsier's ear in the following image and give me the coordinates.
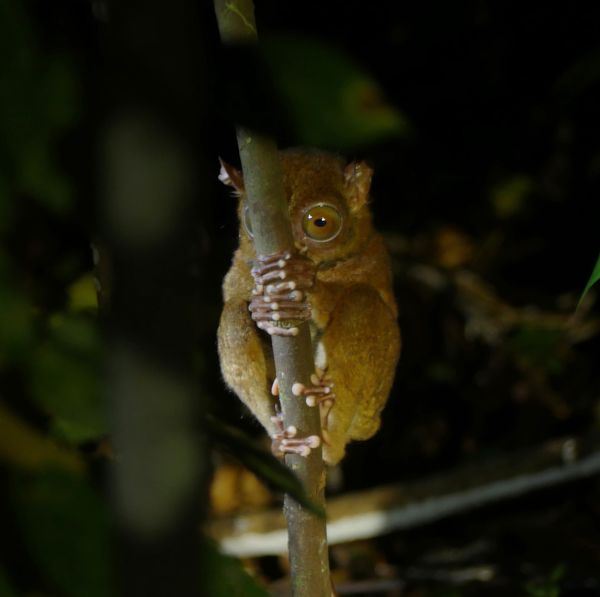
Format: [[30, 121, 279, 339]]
[[343, 161, 373, 212], [218, 158, 245, 196]]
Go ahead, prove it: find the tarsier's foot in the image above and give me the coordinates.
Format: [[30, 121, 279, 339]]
[[249, 250, 316, 336], [270, 412, 321, 458], [292, 368, 336, 434]]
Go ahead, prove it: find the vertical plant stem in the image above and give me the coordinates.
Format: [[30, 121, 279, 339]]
[[214, 2, 331, 595]]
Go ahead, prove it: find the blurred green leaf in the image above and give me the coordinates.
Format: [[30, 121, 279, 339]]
[[0, 175, 13, 235], [47, 313, 100, 353], [491, 175, 533, 219], [579, 251, 600, 307], [0, 286, 35, 364], [509, 327, 565, 374], [549, 563, 567, 584], [0, 402, 83, 472], [0, 250, 11, 277], [39, 57, 81, 131], [29, 315, 106, 443], [263, 35, 408, 149], [200, 539, 268, 597], [68, 273, 98, 312], [0, 0, 79, 214], [525, 563, 566, 597], [17, 139, 72, 213], [206, 415, 325, 517], [12, 469, 114, 597], [0, 567, 18, 597], [0, 0, 35, 75]]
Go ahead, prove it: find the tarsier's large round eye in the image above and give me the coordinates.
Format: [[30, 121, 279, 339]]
[[243, 205, 254, 238], [302, 203, 342, 242]]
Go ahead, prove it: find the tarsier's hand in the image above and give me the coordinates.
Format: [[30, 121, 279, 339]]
[[248, 250, 316, 336]]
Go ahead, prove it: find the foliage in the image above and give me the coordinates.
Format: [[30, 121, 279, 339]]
[[525, 564, 566, 597], [0, 0, 80, 215], [509, 327, 566, 375], [262, 35, 408, 149], [200, 539, 269, 597], [12, 469, 114, 597], [580, 251, 600, 306], [29, 314, 106, 444], [0, 283, 35, 365]]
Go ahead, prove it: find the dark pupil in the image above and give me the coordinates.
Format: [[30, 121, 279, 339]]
[[314, 217, 327, 227]]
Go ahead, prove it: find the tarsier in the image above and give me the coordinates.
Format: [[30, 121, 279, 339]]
[[217, 148, 401, 465]]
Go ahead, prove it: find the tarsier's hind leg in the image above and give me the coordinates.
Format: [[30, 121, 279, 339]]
[[321, 285, 401, 464], [218, 299, 276, 433], [347, 317, 400, 440]]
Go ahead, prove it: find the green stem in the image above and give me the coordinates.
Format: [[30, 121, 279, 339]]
[[214, 2, 331, 595]]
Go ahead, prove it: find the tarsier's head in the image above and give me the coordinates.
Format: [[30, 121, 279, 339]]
[[219, 148, 375, 266]]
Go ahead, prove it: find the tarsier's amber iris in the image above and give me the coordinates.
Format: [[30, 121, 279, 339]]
[[302, 203, 342, 242]]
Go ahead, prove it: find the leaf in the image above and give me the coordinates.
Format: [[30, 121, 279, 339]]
[[200, 538, 269, 597], [206, 415, 325, 517], [17, 138, 72, 213], [0, 402, 83, 472], [12, 469, 114, 597], [68, 273, 99, 311], [509, 327, 565, 375], [0, 285, 35, 364], [48, 312, 100, 353], [0, 0, 79, 214], [0, 175, 13, 235], [29, 314, 106, 443], [262, 35, 408, 149], [490, 175, 533, 219], [525, 563, 566, 597], [549, 563, 567, 584], [39, 57, 81, 132], [579, 251, 600, 307]]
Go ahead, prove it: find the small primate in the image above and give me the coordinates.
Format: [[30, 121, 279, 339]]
[[218, 149, 400, 465]]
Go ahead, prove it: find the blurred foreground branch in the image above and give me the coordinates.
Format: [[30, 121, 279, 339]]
[[101, 1, 209, 595]]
